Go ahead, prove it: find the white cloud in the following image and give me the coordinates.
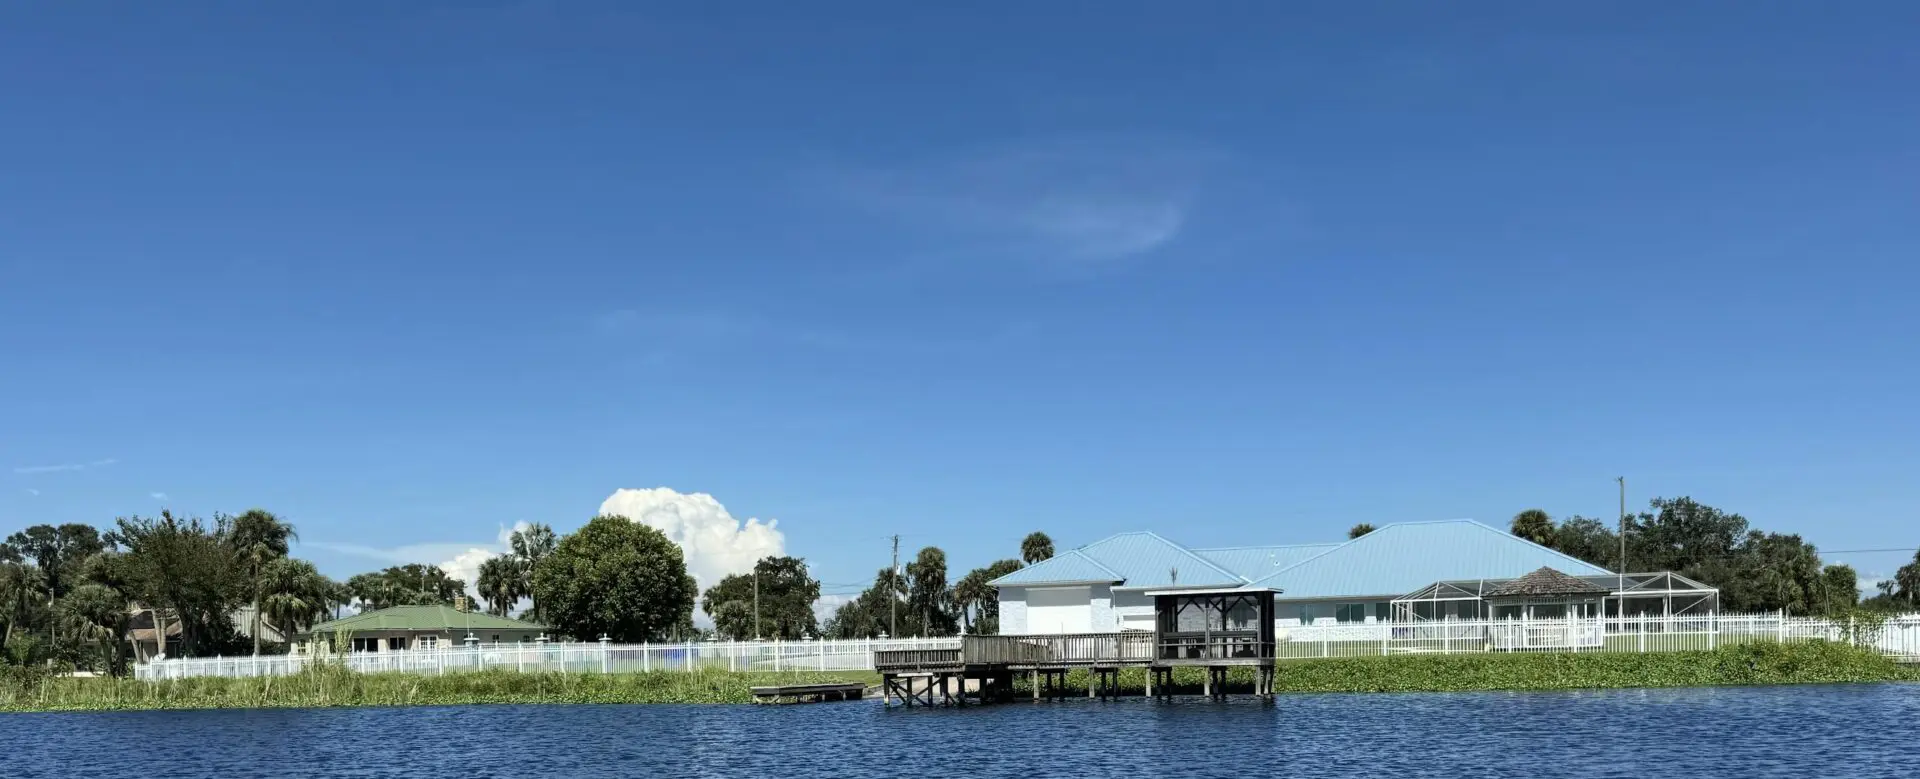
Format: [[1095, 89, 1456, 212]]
[[23, 489, 38, 497], [812, 593, 855, 626], [598, 487, 785, 593], [824, 138, 1212, 267], [14, 458, 117, 475], [434, 522, 530, 597], [150, 492, 168, 501]]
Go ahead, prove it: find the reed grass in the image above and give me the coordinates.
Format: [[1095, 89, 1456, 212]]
[[1018, 642, 1920, 696], [0, 665, 878, 713]]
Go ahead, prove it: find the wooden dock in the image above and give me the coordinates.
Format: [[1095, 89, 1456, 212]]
[[749, 682, 867, 703]]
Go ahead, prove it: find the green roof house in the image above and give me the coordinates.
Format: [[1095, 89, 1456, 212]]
[[304, 605, 546, 653]]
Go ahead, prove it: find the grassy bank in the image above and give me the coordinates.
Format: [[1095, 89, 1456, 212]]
[[1021, 642, 1920, 696], [0, 666, 878, 713]]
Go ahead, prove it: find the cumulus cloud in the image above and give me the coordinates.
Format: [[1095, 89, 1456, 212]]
[[597, 487, 785, 592], [811, 593, 855, 626], [436, 522, 531, 596]]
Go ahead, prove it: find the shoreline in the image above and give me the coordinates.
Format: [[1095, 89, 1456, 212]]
[[4, 643, 1912, 714]]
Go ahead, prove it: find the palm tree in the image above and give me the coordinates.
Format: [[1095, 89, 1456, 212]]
[[227, 509, 297, 655], [509, 523, 557, 623], [1510, 509, 1556, 547], [260, 558, 331, 649], [1895, 551, 1920, 605], [1, 562, 47, 656], [56, 584, 129, 674], [1348, 523, 1376, 539], [476, 556, 526, 617], [1020, 532, 1054, 566]]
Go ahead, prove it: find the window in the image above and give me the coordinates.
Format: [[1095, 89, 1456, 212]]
[[491, 634, 500, 642], [352, 637, 376, 653], [1454, 601, 1479, 620], [390, 637, 409, 651], [1335, 603, 1369, 623], [415, 636, 435, 650]]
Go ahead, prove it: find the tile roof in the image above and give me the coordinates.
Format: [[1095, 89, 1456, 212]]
[[1194, 544, 1343, 581], [307, 605, 545, 634], [988, 550, 1124, 586], [1247, 520, 1612, 598]]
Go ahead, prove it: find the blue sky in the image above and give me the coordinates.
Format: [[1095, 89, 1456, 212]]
[[4, 2, 1917, 601]]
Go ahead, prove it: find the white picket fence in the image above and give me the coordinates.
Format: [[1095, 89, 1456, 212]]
[[134, 637, 962, 681], [133, 613, 1920, 681], [1273, 612, 1920, 661]]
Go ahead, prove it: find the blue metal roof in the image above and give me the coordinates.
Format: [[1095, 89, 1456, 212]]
[[1194, 544, 1342, 580], [988, 550, 1122, 586], [1076, 532, 1245, 588], [1246, 520, 1612, 598]]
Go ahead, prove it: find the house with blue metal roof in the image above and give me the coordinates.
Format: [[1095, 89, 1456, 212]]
[[990, 519, 1615, 634]]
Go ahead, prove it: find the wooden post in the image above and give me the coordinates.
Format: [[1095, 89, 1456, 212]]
[[1145, 667, 1153, 698], [1032, 670, 1040, 701], [1202, 667, 1211, 697]]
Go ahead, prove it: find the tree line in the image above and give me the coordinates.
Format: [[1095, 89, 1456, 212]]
[[0, 511, 723, 676], [1508, 497, 1920, 614], [818, 531, 1053, 639]]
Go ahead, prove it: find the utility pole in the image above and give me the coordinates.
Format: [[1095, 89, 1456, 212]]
[[753, 568, 761, 641], [1617, 476, 1627, 612], [889, 535, 900, 638]]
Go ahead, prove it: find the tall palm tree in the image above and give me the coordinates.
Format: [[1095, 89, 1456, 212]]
[[260, 558, 331, 649], [1, 562, 47, 656], [1510, 509, 1556, 547], [509, 523, 557, 623], [227, 510, 297, 655], [476, 556, 526, 617], [1020, 532, 1054, 566]]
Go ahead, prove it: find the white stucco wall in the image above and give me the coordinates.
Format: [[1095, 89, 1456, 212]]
[[1090, 584, 1115, 632], [1112, 589, 1155, 631], [998, 586, 1027, 634]]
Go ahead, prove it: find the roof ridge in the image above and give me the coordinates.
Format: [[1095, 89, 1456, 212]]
[[1192, 542, 1340, 552]]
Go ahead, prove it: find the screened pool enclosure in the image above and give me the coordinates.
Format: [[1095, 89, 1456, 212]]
[[1392, 569, 1720, 622]]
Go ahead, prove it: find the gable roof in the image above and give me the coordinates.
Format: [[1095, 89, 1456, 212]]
[[307, 605, 545, 635], [1195, 544, 1343, 581], [1077, 532, 1246, 588], [989, 550, 1124, 586], [1484, 567, 1612, 598], [991, 531, 1245, 589], [1246, 520, 1611, 598]]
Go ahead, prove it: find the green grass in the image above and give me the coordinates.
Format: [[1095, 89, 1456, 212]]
[[0, 666, 879, 713], [1017, 642, 1920, 696]]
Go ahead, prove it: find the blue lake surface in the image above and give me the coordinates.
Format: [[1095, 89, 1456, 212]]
[[5, 683, 1918, 778]]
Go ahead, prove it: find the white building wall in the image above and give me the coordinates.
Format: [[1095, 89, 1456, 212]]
[[998, 586, 1027, 634], [1090, 584, 1115, 632], [1112, 589, 1155, 631]]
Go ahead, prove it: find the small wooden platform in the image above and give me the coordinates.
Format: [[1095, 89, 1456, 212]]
[[750, 682, 867, 703]]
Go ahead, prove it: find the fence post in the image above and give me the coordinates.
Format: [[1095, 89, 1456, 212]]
[[1322, 627, 1329, 658], [1637, 614, 1645, 653], [1708, 612, 1716, 650], [1777, 610, 1786, 643], [774, 638, 782, 673], [1380, 623, 1389, 657], [600, 635, 611, 674], [819, 639, 826, 671]]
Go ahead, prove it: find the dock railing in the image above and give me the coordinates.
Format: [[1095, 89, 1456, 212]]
[[961, 632, 1155, 666]]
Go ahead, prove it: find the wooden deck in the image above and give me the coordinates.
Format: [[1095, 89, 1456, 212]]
[[749, 682, 867, 703]]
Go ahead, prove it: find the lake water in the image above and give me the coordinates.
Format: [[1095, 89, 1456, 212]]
[[6, 683, 1918, 778]]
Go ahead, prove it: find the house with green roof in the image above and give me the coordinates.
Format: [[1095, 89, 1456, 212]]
[[303, 605, 547, 653]]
